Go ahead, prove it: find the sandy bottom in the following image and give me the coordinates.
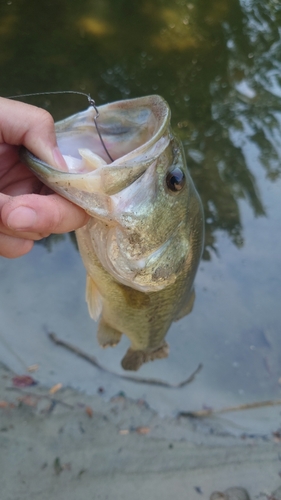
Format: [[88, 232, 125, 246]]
[[1, 361, 281, 500]]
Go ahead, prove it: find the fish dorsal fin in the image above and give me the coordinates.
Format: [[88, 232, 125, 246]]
[[85, 275, 103, 320]]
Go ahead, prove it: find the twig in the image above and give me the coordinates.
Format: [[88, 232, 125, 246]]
[[179, 399, 281, 418], [48, 332, 202, 389]]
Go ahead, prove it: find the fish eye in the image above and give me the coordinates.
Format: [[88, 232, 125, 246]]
[[166, 168, 186, 193]]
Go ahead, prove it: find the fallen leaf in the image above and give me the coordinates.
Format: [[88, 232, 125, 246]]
[[136, 426, 151, 435], [27, 364, 39, 373], [12, 375, 37, 388], [85, 406, 93, 418], [0, 401, 9, 408], [49, 383, 63, 395], [119, 429, 129, 435]]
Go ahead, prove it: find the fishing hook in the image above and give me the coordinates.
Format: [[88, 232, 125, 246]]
[[87, 96, 113, 162]]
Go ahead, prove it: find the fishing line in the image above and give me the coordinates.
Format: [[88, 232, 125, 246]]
[[7, 90, 114, 162]]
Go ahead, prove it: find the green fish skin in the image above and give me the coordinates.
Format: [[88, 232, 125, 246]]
[[21, 95, 204, 370]]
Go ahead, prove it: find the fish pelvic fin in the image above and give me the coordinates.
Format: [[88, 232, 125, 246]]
[[86, 275, 103, 320], [97, 317, 122, 347], [121, 342, 169, 371]]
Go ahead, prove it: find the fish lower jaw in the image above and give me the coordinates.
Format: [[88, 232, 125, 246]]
[[97, 249, 176, 292], [98, 244, 178, 293], [108, 266, 175, 293]]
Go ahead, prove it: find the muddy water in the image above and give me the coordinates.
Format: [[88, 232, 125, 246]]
[[1, 0, 281, 435]]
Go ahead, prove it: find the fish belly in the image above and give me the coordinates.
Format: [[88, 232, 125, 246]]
[[75, 224, 186, 370]]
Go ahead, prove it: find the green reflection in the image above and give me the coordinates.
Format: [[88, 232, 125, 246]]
[[0, 0, 280, 258]]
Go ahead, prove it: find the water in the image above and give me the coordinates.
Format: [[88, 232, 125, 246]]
[[1, 0, 281, 437]]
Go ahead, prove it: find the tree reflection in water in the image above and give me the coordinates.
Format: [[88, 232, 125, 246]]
[[0, 0, 280, 258]]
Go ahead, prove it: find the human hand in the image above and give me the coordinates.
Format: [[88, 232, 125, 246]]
[[0, 97, 89, 258]]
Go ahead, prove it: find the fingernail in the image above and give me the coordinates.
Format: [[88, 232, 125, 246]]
[[53, 146, 68, 171], [7, 207, 37, 231]]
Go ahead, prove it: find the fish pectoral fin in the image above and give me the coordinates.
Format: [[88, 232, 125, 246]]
[[121, 342, 169, 371], [174, 289, 195, 321], [86, 275, 103, 320], [97, 317, 122, 348]]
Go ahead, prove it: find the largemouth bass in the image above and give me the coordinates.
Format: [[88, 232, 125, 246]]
[[21, 95, 204, 371]]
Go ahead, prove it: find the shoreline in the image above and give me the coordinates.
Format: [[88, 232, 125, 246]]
[[1, 361, 281, 499]]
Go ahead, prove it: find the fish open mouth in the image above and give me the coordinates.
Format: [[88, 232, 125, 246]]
[[21, 95, 170, 196], [56, 95, 170, 166]]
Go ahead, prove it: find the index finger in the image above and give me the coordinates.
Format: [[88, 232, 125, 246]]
[[0, 97, 66, 169]]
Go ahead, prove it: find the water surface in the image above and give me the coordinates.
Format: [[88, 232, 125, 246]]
[[1, 0, 281, 435]]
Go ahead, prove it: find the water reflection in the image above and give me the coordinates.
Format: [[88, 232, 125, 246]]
[[1, 0, 280, 258]]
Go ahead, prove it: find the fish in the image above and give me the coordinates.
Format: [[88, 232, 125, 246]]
[[21, 95, 204, 371]]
